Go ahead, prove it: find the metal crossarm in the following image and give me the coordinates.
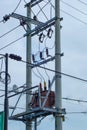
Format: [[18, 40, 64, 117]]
[[10, 13, 43, 25]]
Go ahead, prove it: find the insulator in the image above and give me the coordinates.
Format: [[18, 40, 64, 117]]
[[40, 52, 44, 60], [20, 19, 26, 26], [47, 28, 53, 38], [46, 48, 49, 57], [48, 80, 50, 89], [44, 81, 47, 91], [39, 83, 42, 91], [32, 54, 35, 62], [39, 33, 45, 43], [33, 15, 37, 21], [3, 15, 10, 22], [9, 54, 22, 61]]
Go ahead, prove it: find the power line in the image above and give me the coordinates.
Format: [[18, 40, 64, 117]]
[[0, 25, 20, 39], [78, 0, 87, 6], [61, 0, 87, 15], [61, 9, 87, 25], [66, 111, 87, 114], [0, 36, 24, 51], [12, 0, 22, 13], [21, 59, 87, 83], [62, 97, 87, 103], [48, 0, 87, 26]]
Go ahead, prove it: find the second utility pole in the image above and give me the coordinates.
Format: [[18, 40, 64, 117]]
[[55, 0, 62, 130], [26, 3, 32, 130]]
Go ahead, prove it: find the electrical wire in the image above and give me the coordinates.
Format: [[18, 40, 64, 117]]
[[0, 20, 3, 24], [37, 2, 49, 20], [61, 0, 87, 15], [0, 36, 24, 51], [0, 103, 25, 110], [0, 59, 3, 72], [43, 64, 50, 79], [11, 86, 25, 116], [32, 69, 42, 82], [12, 0, 22, 13], [47, 0, 87, 26], [21, 59, 87, 82], [36, 67, 45, 81], [78, 0, 87, 6], [66, 111, 87, 114], [61, 9, 87, 25], [0, 25, 20, 39], [62, 97, 87, 103]]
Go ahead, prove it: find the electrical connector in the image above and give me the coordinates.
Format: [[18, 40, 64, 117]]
[[9, 54, 22, 61]]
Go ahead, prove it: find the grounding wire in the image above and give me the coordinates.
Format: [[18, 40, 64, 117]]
[[61, 0, 87, 15], [0, 36, 24, 51], [0, 25, 20, 39]]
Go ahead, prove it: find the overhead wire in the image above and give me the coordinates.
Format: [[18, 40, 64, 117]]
[[0, 25, 20, 39], [36, 1, 49, 20], [32, 69, 42, 82], [66, 111, 87, 115], [61, 9, 87, 25], [12, 0, 22, 13], [61, 0, 87, 15], [62, 97, 87, 103], [0, 36, 24, 51], [21, 59, 87, 82], [78, 0, 87, 6], [48, 0, 87, 26]]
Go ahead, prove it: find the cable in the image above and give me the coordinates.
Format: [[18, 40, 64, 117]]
[[66, 111, 87, 114], [32, 69, 42, 82], [21, 59, 87, 82], [62, 97, 87, 103], [12, 0, 22, 13], [11, 86, 25, 116], [37, 1, 49, 20], [0, 25, 20, 39], [0, 103, 25, 110], [0, 59, 3, 72], [78, 0, 87, 6], [43, 64, 50, 79], [61, 0, 87, 15], [36, 67, 45, 81], [0, 36, 24, 51], [47, 0, 87, 26], [61, 9, 87, 25], [0, 20, 3, 24]]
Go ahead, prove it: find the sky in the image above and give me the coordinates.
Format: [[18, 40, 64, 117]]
[[0, 0, 87, 130]]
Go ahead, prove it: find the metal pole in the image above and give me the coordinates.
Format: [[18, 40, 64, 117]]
[[26, 3, 32, 130], [55, 0, 62, 130], [4, 53, 8, 130]]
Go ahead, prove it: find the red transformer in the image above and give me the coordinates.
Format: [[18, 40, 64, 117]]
[[31, 90, 55, 108]]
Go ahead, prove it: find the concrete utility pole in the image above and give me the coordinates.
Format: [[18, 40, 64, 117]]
[[55, 0, 62, 130], [26, 3, 32, 130]]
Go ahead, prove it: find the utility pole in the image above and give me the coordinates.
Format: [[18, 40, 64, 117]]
[[55, 0, 62, 130], [26, 3, 32, 130], [4, 53, 8, 130]]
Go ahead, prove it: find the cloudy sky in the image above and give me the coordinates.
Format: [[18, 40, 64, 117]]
[[0, 0, 87, 130]]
